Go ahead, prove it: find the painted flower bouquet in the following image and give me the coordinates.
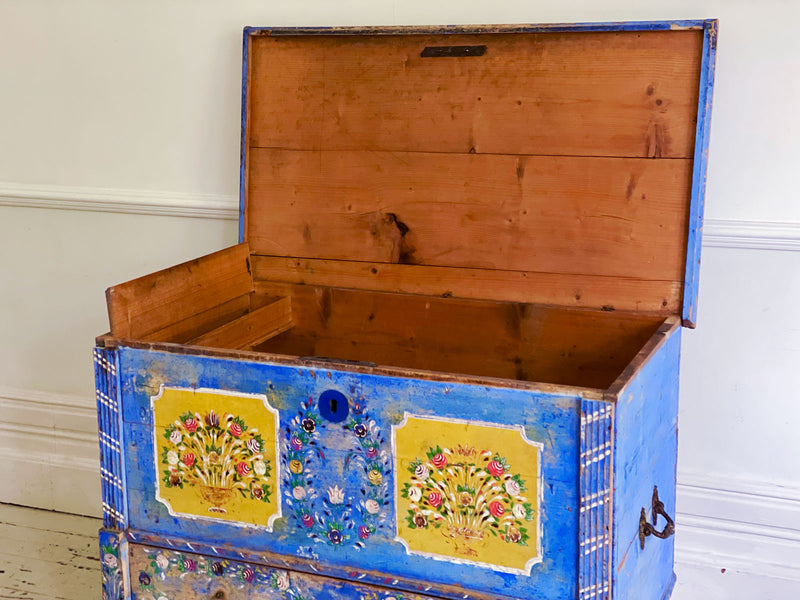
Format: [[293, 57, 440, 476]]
[[160, 410, 272, 512], [401, 445, 535, 547]]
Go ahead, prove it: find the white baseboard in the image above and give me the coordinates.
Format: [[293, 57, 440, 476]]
[[1, 386, 799, 582], [0, 386, 101, 517], [1, 182, 800, 252]]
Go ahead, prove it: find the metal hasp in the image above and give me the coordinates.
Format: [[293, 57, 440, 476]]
[[639, 485, 675, 549]]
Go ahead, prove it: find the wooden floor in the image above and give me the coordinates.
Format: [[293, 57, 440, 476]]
[[0, 503, 100, 599], [0, 503, 797, 600]]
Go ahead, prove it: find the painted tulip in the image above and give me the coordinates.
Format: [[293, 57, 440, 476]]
[[427, 491, 443, 508], [431, 453, 447, 469], [328, 485, 345, 504], [204, 411, 220, 428], [489, 501, 505, 518], [487, 460, 505, 477]]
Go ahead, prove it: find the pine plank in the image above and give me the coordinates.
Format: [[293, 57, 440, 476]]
[[106, 243, 253, 339], [145, 294, 251, 343], [248, 30, 702, 158], [247, 149, 692, 283], [251, 255, 681, 314], [253, 283, 663, 389], [187, 296, 293, 349]]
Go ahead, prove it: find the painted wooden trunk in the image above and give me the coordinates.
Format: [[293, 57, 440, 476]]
[[95, 20, 716, 600]]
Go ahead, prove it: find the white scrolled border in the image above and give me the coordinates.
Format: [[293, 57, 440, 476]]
[[151, 384, 282, 531], [391, 412, 544, 576]]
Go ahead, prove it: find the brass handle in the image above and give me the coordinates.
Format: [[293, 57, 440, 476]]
[[639, 486, 674, 549]]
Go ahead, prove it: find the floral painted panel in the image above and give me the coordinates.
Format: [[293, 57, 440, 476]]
[[393, 414, 542, 574], [129, 542, 440, 600], [152, 386, 280, 529]]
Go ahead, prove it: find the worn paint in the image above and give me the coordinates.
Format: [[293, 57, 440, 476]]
[[100, 529, 127, 600], [682, 19, 719, 327], [611, 327, 681, 600], [112, 347, 579, 600]]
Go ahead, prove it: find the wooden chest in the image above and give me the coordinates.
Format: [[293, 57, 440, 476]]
[[95, 20, 717, 600]]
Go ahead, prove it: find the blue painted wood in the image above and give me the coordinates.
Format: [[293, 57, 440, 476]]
[[611, 328, 682, 600], [238, 28, 250, 245], [115, 346, 581, 600], [682, 19, 718, 327]]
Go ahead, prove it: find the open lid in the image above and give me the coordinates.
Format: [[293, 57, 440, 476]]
[[239, 21, 717, 327]]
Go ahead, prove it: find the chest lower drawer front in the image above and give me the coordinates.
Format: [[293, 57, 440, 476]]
[[117, 347, 581, 600]]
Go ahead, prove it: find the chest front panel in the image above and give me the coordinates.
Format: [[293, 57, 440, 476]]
[[119, 348, 581, 600]]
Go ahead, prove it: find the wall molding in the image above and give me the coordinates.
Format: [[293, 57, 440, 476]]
[[1, 182, 800, 251], [0, 182, 239, 220], [1, 386, 799, 579]]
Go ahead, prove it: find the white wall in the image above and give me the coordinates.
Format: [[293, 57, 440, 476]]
[[1, 0, 798, 596]]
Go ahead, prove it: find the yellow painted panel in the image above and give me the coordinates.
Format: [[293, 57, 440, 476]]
[[393, 415, 542, 574], [152, 387, 281, 529]]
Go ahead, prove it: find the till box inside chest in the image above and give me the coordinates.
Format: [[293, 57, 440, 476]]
[[95, 20, 716, 600]]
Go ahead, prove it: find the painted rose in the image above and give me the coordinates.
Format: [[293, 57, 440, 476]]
[[328, 529, 343, 544], [292, 486, 307, 500], [487, 460, 505, 477], [166, 450, 179, 466], [366, 446, 379, 459], [328, 485, 345, 504], [236, 462, 250, 477], [183, 417, 198, 432], [242, 566, 255, 583], [365, 499, 381, 514], [413, 513, 427, 528], [252, 486, 264, 500], [229, 422, 243, 437], [489, 501, 505, 518], [301, 514, 314, 528], [247, 438, 260, 453], [427, 491, 443, 508], [353, 423, 368, 438], [289, 459, 303, 474], [430, 453, 447, 469], [459, 491, 474, 506], [211, 562, 224, 576], [504, 479, 521, 497], [276, 571, 291, 591], [182, 558, 196, 572], [407, 486, 422, 502], [301, 417, 316, 433], [204, 411, 220, 428], [169, 430, 182, 445], [506, 526, 522, 543], [413, 464, 430, 481], [253, 460, 267, 476], [182, 452, 195, 468], [512, 503, 527, 520], [368, 469, 383, 486], [155, 553, 169, 570], [358, 525, 371, 540], [290, 436, 303, 451], [103, 553, 118, 568]]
